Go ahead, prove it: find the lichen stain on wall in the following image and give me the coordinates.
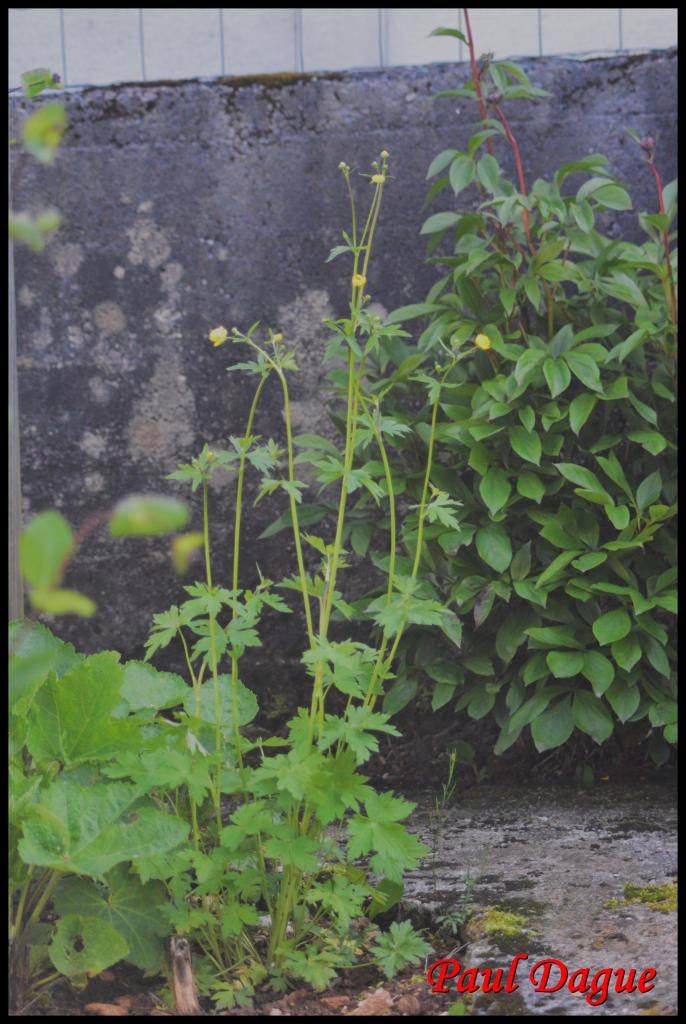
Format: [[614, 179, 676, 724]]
[[126, 216, 172, 270], [127, 350, 196, 465]]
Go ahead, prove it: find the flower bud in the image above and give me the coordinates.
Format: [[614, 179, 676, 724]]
[[273, 332, 284, 344], [640, 136, 656, 152], [352, 273, 367, 288], [380, 149, 389, 159], [209, 325, 228, 347], [474, 332, 492, 351]]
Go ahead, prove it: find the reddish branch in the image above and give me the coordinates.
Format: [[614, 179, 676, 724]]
[[648, 159, 678, 340], [494, 101, 535, 254], [463, 9, 493, 155]]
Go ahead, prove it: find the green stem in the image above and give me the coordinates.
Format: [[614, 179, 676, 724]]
[[346, 391, 397, 715], [26, 871, 60, 931], [365, 365, 451, 711], [179, 627, 200, 715], [202, 482, 223, 835], [229, 370, 274, 912], [244, 341, 315, 643], [10, 866, 34, 939]]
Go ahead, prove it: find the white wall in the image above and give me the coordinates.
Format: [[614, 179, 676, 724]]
[[9, 8, 679, 88]]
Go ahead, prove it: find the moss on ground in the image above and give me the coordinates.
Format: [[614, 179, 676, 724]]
[[604, 880, 677, 913]]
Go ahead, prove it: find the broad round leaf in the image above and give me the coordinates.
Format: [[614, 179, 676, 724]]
[[592, 609, 631, 646]]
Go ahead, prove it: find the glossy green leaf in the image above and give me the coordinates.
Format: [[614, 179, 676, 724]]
[[479, 468, 511, 516], [569, 393, 597, 435], [475, 523, 512, 574], [543, 357, 571, 398], [516, 471, 546, 503], [581, 651, 615, 696], [592, 609, 631, 646], [572, 691, 614, 743], [508, 426, 541, 465], [531, 697, 574, 752], [546, 650, 584, 678]]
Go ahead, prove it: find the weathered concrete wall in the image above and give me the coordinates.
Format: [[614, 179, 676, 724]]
[[11, 51, 677, 692]]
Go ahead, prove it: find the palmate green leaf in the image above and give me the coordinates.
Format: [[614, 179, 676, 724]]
[[120, 661, 189, 711], [372, 919, 432, 979], [49, 914, 129, 984], [53, 864, 168, 973], [183, 678, 259, 736], [263, 833, 319, 873], [26, 652, 141, 765], [348, 813, 427, 883], [320, 706, 399, 764], [9, 620, 82, 717], [309, 875, 371, 930], [19, 779, 188, 877], [105, 736, 213, 805]]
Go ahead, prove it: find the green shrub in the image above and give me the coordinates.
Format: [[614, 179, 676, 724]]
[[353, 33, 677, 764]]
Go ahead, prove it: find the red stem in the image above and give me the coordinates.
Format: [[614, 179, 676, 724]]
[[648, 160, 678, 337], [495, 102, 535, 254], [463, 9, 493, 156]]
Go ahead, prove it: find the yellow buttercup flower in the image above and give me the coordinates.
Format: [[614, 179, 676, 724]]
[[352, 273, 367, 288], [371, 173, 386, 184], [474, 332, 492, 351], [209, 326, 228, 347]]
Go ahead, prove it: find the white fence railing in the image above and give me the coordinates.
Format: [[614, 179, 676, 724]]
[[9, 8, 679, 90]]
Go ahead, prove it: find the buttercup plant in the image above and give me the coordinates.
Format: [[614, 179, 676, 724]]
[[146, 149, 455, 1001]]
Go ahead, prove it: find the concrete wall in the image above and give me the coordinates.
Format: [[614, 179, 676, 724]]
[[11, 50, 677, 694]]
